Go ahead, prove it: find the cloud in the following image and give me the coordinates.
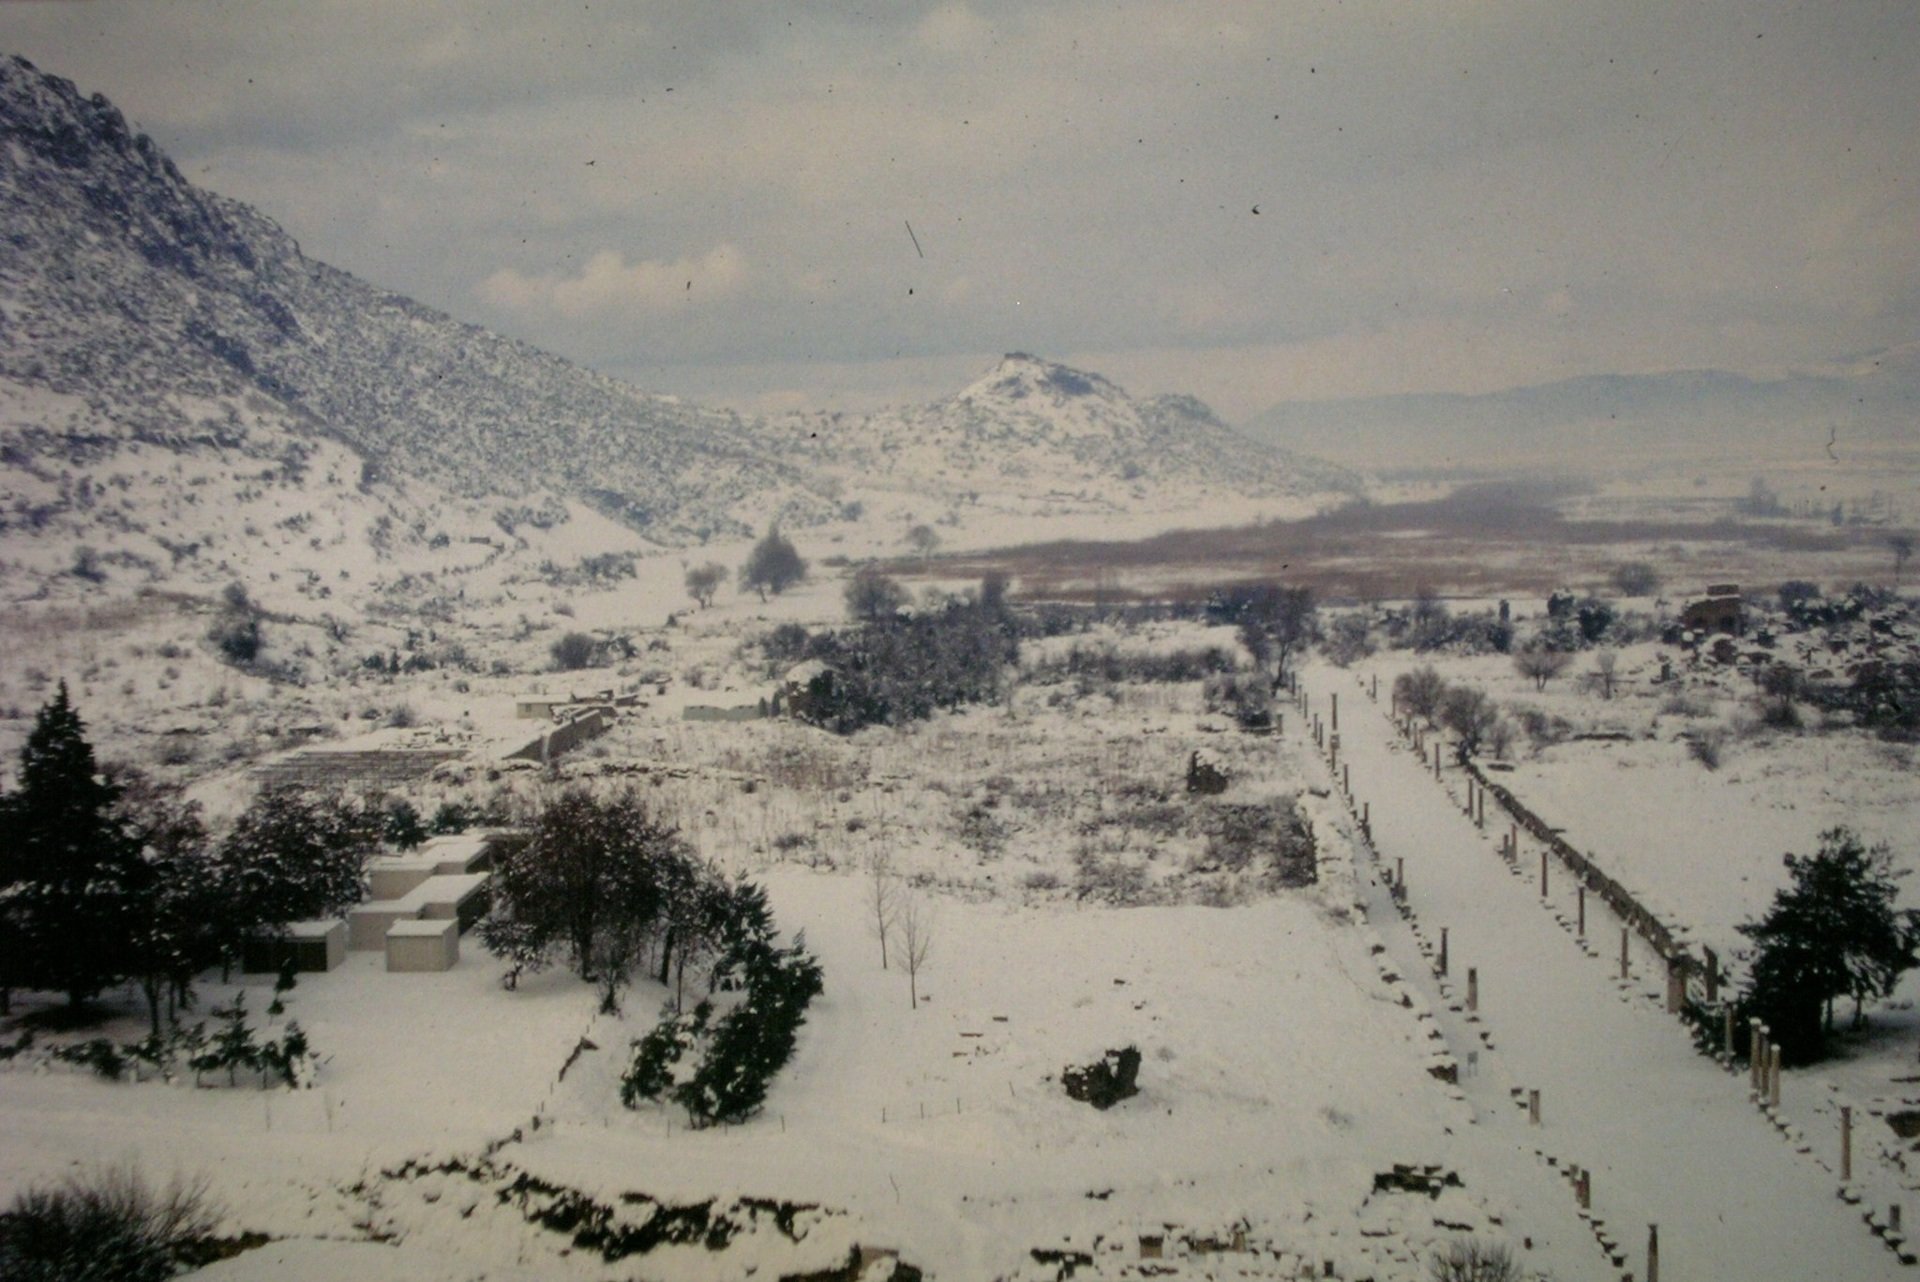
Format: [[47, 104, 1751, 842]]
[[6, 1, 1917, 412], [478, 245, 747, 319]]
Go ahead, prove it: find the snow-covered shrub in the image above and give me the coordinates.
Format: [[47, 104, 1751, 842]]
[[1061, 1046, 1141, 1109], [1658, 690, 1712, 719], [1073, 846, 1150, 904], [1612, 562, 1661, 597], [1203, 798, 1315, 886], [1687, 728, 1726, 770], [1202, 671, 1272, 729], [619, 1003, 709, 1109], [549, 631, 596, 671], [1321, 612, 1375, 666], [954, 801, 1008, 855], [206, 611, 262, 666], [621, 936, 823, 1128], [1394, 666, 1448, 723], [1510, 706, 1572, 753], [1427, 1237, 1521, 1282]]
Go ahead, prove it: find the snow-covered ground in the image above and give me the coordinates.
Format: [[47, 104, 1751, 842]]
[[4, 484, 1917, 1279], [1294, 660, 1910, 1279]]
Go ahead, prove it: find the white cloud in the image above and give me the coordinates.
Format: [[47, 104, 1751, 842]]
[[478, 245, 747, 319]]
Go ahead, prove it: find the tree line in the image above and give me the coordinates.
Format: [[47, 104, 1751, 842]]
[[759, 573, 1020, 733], [0, 684, 386, 1033]]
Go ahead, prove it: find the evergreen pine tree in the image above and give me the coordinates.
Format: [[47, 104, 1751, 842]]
[[1, 684, 139, 1008], [1739, 827, 1920, 1063]]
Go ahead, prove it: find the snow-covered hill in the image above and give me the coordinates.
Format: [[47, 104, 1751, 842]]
[[759, 353, 1359, 520], [0, 52, 1358, 607], [0, 53, 837, 553]]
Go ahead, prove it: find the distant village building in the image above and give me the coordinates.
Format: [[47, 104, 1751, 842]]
[[1681, 584, 1744, 635]]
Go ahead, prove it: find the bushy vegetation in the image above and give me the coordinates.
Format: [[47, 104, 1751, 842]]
[[549, 630, 598, 671], [619, 882, 823, 1127], [1427, 1237, 1524, 1282], [1202, 670, 1274, 730], [1611, 561, 1661, 596], [1512, 646, 1572, 691], [1321, 611, 1376, 666], [205, 581, 265, 667], [0, 1164, 221, 1282], [777, 584, 1019, 733], [39, 992, 315, 1089], [1031, 643, 1239, 686], [1392, 667, 1511, 760], [843, 567, 908, 623]]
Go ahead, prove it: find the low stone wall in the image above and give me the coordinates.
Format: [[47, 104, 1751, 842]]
[[505, 709, 612, 763], [1463, 758, 1699, 984], [252, 748, 466, 790]]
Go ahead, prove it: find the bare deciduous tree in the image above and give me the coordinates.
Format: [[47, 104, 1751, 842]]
[[1513, 647, 1572, 691], [1393, 664, 1447, 723], [1589, 649, 1618, 700], [899, 890, 933, 1009], [867, 853, 899, 969], [845, 567, 908, 623], [1427, 1236, 1523, 1282]]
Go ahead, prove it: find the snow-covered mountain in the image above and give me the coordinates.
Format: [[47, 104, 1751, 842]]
[[0, 52, 1356, 609], [0, 53, 837, 555], [759, 353, 1359, 516]]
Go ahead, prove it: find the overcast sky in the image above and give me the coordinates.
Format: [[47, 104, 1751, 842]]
[[4, 2, 1917, 420]]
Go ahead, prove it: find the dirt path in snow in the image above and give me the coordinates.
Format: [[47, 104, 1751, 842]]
[[1298, 661, 1906, 1282]]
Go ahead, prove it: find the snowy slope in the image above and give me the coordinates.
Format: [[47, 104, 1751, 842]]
[[0, 53, 837, 546], [757, 353, 1360, 521]]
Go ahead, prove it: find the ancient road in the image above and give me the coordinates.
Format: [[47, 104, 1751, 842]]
[[1300, 661, 1904, 1282]]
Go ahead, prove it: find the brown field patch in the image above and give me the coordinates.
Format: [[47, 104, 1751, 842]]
[[902, 484, 1895, 603]]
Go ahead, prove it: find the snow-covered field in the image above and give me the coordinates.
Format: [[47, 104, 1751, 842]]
[[4, 481, 1918, 1279]]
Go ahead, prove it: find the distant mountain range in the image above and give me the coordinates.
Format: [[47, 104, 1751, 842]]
[[1243, 350, 1920, 473]]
